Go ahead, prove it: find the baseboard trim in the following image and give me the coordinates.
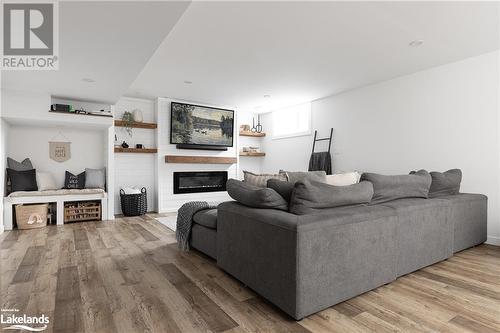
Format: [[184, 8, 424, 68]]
[[486, 235, 500, 246]]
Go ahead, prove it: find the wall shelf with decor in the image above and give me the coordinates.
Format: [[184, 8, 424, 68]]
[[115, 148, 157, 154], [239, 131, 266, 137], [239, 152, 266, 157], [114, 120, 157, 129]]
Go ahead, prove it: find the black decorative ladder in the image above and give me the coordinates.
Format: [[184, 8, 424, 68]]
[[311, 128, 333, 154]]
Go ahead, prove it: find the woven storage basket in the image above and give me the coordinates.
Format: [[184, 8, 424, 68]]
[[120, 187, 147, 216], [15, 204, 48, 229]]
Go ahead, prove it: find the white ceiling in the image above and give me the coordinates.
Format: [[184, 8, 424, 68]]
[[127, 1, 500, 112], [2, 1, 190, 104]]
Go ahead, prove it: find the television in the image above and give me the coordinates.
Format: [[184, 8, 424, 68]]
[[170, 102, 234, 147]]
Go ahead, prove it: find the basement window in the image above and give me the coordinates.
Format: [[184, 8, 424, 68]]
[[272, 102, 312, 139]]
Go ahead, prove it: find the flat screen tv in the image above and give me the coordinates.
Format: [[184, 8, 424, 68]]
[[170, 102, 234, 147]]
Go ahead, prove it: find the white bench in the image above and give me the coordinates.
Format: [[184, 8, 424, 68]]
[[3, 189, 108, 230]]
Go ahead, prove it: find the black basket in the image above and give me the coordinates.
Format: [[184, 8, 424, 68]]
[[120, 187, 147, 216]]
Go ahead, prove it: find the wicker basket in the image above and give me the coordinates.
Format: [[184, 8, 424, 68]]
[[15, 204, 48, 230], [120, 187, 147, 216]]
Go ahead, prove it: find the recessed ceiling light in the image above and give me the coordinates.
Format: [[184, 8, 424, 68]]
[[409, 40, 424, 47], [82, 78, 95, 83], [184, 80, 192, 84], [263, 94, 271, 98]]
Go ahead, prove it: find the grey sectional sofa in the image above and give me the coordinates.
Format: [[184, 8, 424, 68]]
[[189, 170, 487, 320]]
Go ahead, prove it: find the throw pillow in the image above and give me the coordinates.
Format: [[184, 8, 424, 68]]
[[267, 179, 295, 202], [360, 170, 431, 204], [6, 168, 38, 192], [429, 169, 462, 198], [7, 157, 33, 171], [325, 172, 361, 186], [243, 170, 287, 188], [289, 180, 374, 215], [280, 170, 327, 183], [227, 179, 288, 210], [85, 168, 106, 189], [64, 171, 86, 189], [36, 171, 58, 191]]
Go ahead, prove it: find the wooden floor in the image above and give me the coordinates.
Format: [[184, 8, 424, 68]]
[[1, 216, 499, 333]]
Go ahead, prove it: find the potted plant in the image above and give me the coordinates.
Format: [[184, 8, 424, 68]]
[[122, 111, 134, 136]]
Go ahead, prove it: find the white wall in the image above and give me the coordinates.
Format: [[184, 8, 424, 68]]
[[7, 126, 106, 189], [261, 51, 500, 244], [114, 97, 157, 214], [237, 111, 263, 178], [0, 120, 10, 233], [156, 98, 237, 212]]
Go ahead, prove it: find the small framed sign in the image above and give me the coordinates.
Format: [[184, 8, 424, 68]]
[[49, 141, 71, 162]]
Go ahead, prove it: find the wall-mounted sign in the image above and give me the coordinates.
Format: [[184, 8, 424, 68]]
[[49, 141, 71, 162]]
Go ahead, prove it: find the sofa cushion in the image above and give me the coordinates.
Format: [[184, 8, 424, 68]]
[[361, 170, 431, 204], [7, 168, 38, 192], [289, 180, 374, 215], [227, 179, 288, 210], [429, 169, 462, 198], [193, 208, 218, 229], [243, 170, 287, 187], [280, 170, 327, 184], [267, 179, 295, 202]]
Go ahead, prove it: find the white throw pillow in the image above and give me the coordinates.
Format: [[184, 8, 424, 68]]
[[36, 171, 58, 191], [326, 172, 361, 186]]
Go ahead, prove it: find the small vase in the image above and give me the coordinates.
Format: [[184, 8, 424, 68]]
[[133, 109, 143, 123]]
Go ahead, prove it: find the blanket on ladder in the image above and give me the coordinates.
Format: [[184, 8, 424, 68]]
[[176, 201, 219, 251]]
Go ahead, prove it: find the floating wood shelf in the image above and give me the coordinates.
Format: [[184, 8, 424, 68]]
[[239, 152, 266, 157], [115, 148, 157, 154], [165, 155, 237, 164], [239, 131, 266, 137], [114, 120, 157, 129], [49, 110, 113, 118]]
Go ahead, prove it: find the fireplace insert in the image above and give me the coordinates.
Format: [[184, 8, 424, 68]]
[[173, 171, 228, 194]]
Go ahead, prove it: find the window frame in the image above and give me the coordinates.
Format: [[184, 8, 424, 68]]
[[271, 102, 312, 140]]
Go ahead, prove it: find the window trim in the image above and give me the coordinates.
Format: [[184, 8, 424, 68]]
[[271, 103, 312, 140]]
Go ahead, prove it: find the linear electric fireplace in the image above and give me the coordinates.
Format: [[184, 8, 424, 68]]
[[173, 171, 228, 194]]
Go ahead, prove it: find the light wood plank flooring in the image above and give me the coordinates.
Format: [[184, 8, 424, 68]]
[[1, 215, 499, 333]]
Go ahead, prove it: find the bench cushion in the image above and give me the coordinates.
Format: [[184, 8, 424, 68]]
[[8, 188, 105, 197], [193, 208, 218, 229]]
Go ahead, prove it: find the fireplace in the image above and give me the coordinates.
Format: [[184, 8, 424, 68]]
[[173, 171, 228, 194]]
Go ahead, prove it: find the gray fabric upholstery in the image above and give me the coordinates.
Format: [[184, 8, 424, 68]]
[[85, 167, 106, 189], [266, 179, 295, 202], [217, 201, 397, 320], [429, 169, 462, 198], [438, 193, 487, 252], [190, 224, 217, 259], [361, 170, 431, 204], [280, 170, 327, 184], [193, 208, 218, 229], [289, 180, 374, 215], [7, 157, 33, 171], [380, 198, 453, 276], [226, 179, 288, 211], [243, 170, 287, 187]]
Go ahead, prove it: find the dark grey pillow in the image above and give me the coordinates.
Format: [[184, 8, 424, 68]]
[[429, 169, 462, 198], [289, 180, 374, 215], [6, 168, 38, 192], [227, 179, 288, 211], [267, 179, 295, 202], [64, 171, 86, 189], [280, 170, 327, 183], [361, 170, 431, 204], [7, 157, 33, 171], [243, 170, 287, 187]]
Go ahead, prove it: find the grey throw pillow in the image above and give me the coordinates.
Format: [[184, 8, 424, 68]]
[[429, 169, 462, 198], [289, 180, 374, 215], [361, 170, 431, 204], [267, 179, 295, 203], [85, 168, 106, 189], [280, 170, 327, 183], [7, 157, 33, 171], [227, 179, 288, 211], [243, 170, 287, 188]]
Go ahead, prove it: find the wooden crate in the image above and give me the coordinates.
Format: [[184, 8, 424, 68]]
[[64, 201, 101, 223]]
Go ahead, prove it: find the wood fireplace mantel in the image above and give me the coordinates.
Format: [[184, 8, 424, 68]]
[[165, 155, 237, 164]]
